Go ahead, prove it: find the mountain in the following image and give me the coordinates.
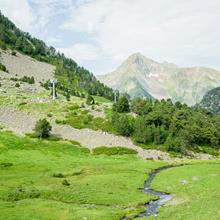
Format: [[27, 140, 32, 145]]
[[198, 87, 220, 114], [98, 53, 220, 106], [0, 11, 114, 100]]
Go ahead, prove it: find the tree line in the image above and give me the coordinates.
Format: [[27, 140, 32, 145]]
[[112, 96, 220, 154]]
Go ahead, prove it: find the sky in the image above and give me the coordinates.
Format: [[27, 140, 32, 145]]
[[0, 0, 220, 75]]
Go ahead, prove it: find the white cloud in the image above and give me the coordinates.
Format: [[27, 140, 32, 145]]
[[0, 0, 35, 31], [46, 37, 62, 44], [1, 0, 220, 73], [61, 0, 220, 69], [58, 43, 100, 64]]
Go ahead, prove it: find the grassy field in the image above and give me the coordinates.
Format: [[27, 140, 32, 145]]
[[146, 161, 220, 220], [1, 131, 220, 219], [0, 131, 165, 220]]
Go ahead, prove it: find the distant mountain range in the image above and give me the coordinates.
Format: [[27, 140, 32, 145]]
[[98, 53, 220, 106]]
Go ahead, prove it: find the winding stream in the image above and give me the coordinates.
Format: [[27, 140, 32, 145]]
[[138, 165, 182, 218]]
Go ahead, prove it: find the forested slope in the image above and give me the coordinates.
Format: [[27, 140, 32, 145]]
[[0, 11, 114, 100]]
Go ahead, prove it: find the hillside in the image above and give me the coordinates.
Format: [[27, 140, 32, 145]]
[[98, 53, 220, 106], [0, 11, 114, 100], [198, 87, 220, 114], [0, 49, 55, 84]]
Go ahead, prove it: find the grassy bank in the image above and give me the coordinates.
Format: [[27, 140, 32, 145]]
[[147, 161, 220, 220], [0, 131, 164, 220]]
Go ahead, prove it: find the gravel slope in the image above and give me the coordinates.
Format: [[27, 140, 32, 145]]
[[0, 107, 170, 160], [0, 49, 55, 83]]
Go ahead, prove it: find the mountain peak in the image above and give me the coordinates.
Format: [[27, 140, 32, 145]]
[[98, 52, 220, 106], [129, 52, 145, 58], [126, 52, 158, 66]]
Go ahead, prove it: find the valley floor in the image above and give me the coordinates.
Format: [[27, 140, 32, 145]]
[[0, 131, 220, 220]]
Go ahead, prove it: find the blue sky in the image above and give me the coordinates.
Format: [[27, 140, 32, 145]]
[[0, 0, 220, 75]]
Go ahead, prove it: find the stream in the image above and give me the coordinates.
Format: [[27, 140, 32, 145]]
[[137, 165, 182, 218]]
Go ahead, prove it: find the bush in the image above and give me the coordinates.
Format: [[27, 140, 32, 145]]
[[34, 118, 52, 138], [15, 82, 20, 87], [62, 179, 70, 186], [65, 91, 70, 101], [131, 98, 153, 115], [11, 51, 16, 56], [0, 162, 13, 168], [68, 104, 80, 111], [0, 62, 7, 72], [133, 117, 153, 144], [52, 173, 65, 178], [7, 187, 40, 201], [20, 76, 35, 84], [113, 96, 130, 113], [112, 113, 133, 136], [93, 146, 137, 155], [10, 77, 18, 81], [47, 113, 53, 117], [86, 95, 95, 105]]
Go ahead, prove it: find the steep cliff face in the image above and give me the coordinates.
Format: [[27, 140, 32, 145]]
[[98, 53, 220, 106]]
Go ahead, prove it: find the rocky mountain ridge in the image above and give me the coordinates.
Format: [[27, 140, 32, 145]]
[[98, 53, 220, 106]]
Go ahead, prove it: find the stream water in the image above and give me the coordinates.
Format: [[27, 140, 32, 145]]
[[138, 165, 181, 217]]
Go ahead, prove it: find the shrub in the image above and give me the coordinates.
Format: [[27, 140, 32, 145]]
[[72, 169, 83, 176], [113, 96, 130, 113], [68, 104, 80, 111], [133, 117, 153, 144], [0, 162, 13, 168], [18, 102, 27, 107], [0, 62, 7, 72], [86, 95, 95, 105], [20, 76, 35, 84], [47, 113, 53, 117], [11, 51, 16, 56], [65, 92, 70, 101], [10, 77, 18, 81], [34, 118, 52, 138], [0, 41, 7, 50], [93, 146, 137, 155], [62, 179, 70, 186], [112, 113, 133, 136], [52, 173, 65, 178], [15, 82, 20, 87], [55, 119, 66, 124], [7, 187, 40, 201], [131, 98, 153, 115]]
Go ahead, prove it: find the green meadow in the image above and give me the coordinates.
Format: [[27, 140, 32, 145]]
[[148, 162, 220, 220], [0, 131, 220, 220], [0, 131, 163, 220]]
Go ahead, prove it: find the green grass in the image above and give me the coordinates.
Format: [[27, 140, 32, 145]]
[[65, 109, 115, 132], [145, 161, 220, 220], [1, 131, 220, 219], [93, 96, 112, 104], [92, 146, 137, 156], [0, 131, 164, 220]]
